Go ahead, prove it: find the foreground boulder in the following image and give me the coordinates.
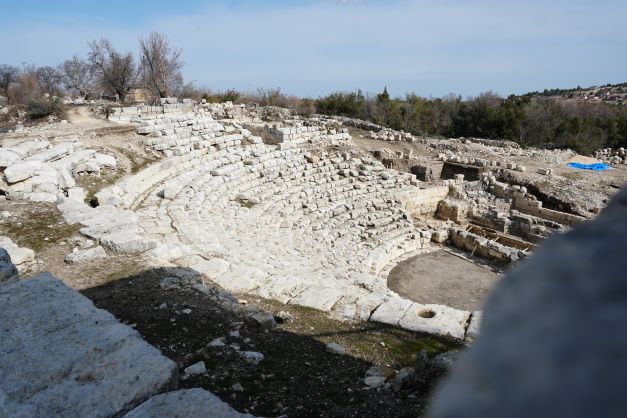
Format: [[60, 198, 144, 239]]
[[0, 273, 178, 417], [429, 186, 627, 418]]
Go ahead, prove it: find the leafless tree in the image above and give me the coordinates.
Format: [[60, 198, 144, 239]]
[[0, 64, 19, 100], [37, 66, 63, 95], [88, 38, 136, 102], [59, 55, 93, 98], [138, 32, 183, 99], [7, 65, 39, 105]]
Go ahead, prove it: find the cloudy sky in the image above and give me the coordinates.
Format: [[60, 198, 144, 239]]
[[1, 0, 626, 98]]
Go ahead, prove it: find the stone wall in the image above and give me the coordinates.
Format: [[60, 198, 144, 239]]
[[513, 191, 586, 226], [398, 185, 449, 217], [449, 228, 528, 263], [108, 102, 195, 123]]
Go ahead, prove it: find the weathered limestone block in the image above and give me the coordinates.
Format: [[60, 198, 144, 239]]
[[4, 160, 44, 183], [124, 388, 256, 418], [100, 232, 157, 253], [7, 139, 50, 158], [0, 149, 21, 168], [25, 142, 74, 162], [370, 295, 412, 325], [57, 167, 76, 189], [0, 273, 177, 417], [290, 284, 345, 312], [28, 192, 58, 203], [398, 303, 470, 340], [0, 236, 35, 265], [64, 246, 108, 263]]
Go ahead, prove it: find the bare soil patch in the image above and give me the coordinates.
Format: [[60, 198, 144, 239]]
[[388, 249, 500, 311]]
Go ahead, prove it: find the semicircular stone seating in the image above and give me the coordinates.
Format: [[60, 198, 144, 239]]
[[93, 106, 476, 341]]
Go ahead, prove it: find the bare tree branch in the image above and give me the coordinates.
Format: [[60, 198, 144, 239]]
[[87, 38, 137, 103], [139, 32, 183, 99]]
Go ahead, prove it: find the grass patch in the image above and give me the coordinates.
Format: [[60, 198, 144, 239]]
[[249, 298, 461, 369], [74, 166, 125, 205], [235, 198, 256, 208], [0, 203, 80, 252]]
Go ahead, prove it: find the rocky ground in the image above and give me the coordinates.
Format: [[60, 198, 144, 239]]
[[83, 268, 459, 418]]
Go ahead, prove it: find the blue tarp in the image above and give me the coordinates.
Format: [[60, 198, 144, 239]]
[[566, 162, 610, 171]]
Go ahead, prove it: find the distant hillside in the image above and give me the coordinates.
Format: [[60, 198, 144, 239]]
[[522, 83, 627, 105]]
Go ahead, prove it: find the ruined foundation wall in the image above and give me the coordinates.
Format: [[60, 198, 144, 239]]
[[513, 193, 586, 226], [399, 186, 449, 217]]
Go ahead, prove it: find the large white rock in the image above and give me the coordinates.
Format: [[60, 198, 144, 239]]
[[0, 149, 21, 168], [29, 192, 58, 203], [369, 295, 412, 325], [3, 160, 43, 183], [94, 153, 117, 168], [0, 273, 177, 417], [100, 232, 157, 253], [7, 139, 50, 158], [398, 303, 470, 340], [64, 246, 108, 263], [290, 284, 345, 312], [0, 236, 35, 265], [57, 168, 76, 189], [124, 388, 256, 418], [25, 142, 74, 162]]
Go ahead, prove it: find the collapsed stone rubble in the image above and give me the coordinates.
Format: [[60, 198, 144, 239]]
[[0, 136, 117, 203]]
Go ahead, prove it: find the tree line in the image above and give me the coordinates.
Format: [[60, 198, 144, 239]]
[[314, 88, 627, 154], [0, 32, 183, 107], [2, 36, 625, 154]]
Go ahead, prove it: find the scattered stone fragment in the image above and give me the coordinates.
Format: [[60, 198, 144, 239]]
[[0, 236, 35, 266], [275, 311, 295, 323], [240, 351, 264, 365], [364, 376, 386, 388], [246, 312, 277, 330], [366, 365, 396, 380], [209, 338, 226, 348], [183, 361, 206, 378], [64, 246, 107, 263], [326, 342, 346, 355], [390, 367, 415, 392]]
